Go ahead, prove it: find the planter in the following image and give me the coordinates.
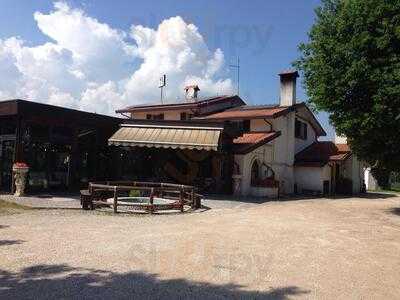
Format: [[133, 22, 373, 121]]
[[232, 174, 242, 195], [13, 163, 29, 197]]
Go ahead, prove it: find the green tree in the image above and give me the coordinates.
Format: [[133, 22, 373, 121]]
[[296, 0, 400, 182]]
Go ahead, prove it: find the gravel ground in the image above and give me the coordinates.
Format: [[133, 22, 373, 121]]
[[0, 193, 81, 209], [1, 193, 400, 299]]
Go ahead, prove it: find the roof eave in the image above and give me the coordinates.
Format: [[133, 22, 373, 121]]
[[233, 131, 281, 154]]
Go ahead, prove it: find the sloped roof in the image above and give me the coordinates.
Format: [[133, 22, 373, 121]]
[[197, 104, 291, 120], [116, 95, 245, 113], [197, 102, 326, 137], [295, 142, 351, 167], [233, 131, 281, 154]]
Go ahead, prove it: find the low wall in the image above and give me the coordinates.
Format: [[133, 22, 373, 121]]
[[250, 186, 279, 198]]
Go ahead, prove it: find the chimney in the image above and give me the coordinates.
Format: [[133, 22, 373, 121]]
[[279, 70, 299, 106], [184, 85, 200, 102]]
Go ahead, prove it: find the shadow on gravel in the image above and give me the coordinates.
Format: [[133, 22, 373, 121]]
[[355, 192, 398, 199], [388, 207, 400, 217], [205, 192, 398, 207], [0, 240, 25, 246], [0, 264, 309, 299]]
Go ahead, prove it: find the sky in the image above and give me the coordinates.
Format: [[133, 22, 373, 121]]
[[0, 0, 334, 139]]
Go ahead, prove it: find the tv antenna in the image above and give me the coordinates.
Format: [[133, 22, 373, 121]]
[[229, 57, 240, 96], [159, 74, 166, 104]]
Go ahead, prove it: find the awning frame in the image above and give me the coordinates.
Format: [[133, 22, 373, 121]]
[[108, 122, 224, 151]]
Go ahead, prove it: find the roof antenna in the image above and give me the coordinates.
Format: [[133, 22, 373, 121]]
[[159, 74, 166, 104], [229, 57, 240, 96]]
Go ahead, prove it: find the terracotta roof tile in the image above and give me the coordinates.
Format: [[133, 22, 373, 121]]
[[116, 95, 244, 113], [295, 141, 351, 167], [199, 105, 291, 120], [335, 143, 350, 152], [233, 131, 281, 154]]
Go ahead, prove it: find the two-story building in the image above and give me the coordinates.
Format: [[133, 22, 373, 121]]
[[109, 70, 363, 197]]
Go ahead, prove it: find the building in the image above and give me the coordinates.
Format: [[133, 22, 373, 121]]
[[0, 99, 121, 193], [111, 70, 364, 196], [0, 71, 363, 197]]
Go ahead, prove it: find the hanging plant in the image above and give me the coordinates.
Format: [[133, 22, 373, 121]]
[[13, 162, 29, 169]]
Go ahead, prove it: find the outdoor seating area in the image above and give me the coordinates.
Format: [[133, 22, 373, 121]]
[[80, 181, 202, 213]]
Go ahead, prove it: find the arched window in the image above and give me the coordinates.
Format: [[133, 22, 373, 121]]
[[251, 160, 259, 186]]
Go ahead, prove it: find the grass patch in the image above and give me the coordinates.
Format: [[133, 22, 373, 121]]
[[370, 187, 400, 194], [0, 199, 32, 215]]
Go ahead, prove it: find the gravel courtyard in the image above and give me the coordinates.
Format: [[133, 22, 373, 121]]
[[1, 194, 400, 299]]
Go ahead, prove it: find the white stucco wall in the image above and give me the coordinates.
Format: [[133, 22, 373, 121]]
[[234, 144, 275, 196], [364, 167, 377, 190], [294, 164, 331, 193], [295, 167, 323, 192], [235, 112, 297, 196], [349, 155, 363, 194], [294, 119, 317, 154], [246, 114, 295, 195], [270, 113, 295, 194]]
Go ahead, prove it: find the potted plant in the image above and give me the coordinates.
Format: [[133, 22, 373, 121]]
[[12, 162, 29, 197]]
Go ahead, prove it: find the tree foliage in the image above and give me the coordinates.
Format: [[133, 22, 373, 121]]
[[296, 0, 400, 172]]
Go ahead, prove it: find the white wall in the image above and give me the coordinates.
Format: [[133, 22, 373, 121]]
[[270, 113, 295, 194], [246, 113, 296, 194], [350, 155, 363, 193], [234, 112, 297, 196], [364, 167, 377, 190], [294, 119, 317, 154], [295, 167, 323, 192], [294, 165, 331, 193], [234, 144, 274, 196]]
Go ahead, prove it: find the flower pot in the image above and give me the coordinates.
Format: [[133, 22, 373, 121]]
[[13, 163, 29, 197]]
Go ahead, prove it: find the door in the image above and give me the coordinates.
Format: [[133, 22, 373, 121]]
[[0, 140, 15, 192]]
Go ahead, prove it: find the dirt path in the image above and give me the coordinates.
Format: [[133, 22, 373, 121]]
[[1, 195, 400, 299]]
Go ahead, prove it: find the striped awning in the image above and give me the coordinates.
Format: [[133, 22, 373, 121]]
[[108, 124, 223, 151]]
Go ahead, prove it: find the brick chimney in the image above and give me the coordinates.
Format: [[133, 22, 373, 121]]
[[279, 70, 299, 106], [184, 85, 200, 102]]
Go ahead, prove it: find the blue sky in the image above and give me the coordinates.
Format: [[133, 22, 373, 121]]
[[0, 0, 334, 138]]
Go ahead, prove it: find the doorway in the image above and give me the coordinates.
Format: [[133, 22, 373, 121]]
[[0, 139, 15, 192]]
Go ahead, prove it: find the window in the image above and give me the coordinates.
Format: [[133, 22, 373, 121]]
[[243, 120, 250, 132], [146, 114, 164, 120], [180, 112, 187, 120], [229, 120, 250, 132], [295, 119, 308, 140]]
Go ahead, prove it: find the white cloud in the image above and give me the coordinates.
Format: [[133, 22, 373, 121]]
[[80, 81, 124, 115], [0, 2, 233, 115]]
